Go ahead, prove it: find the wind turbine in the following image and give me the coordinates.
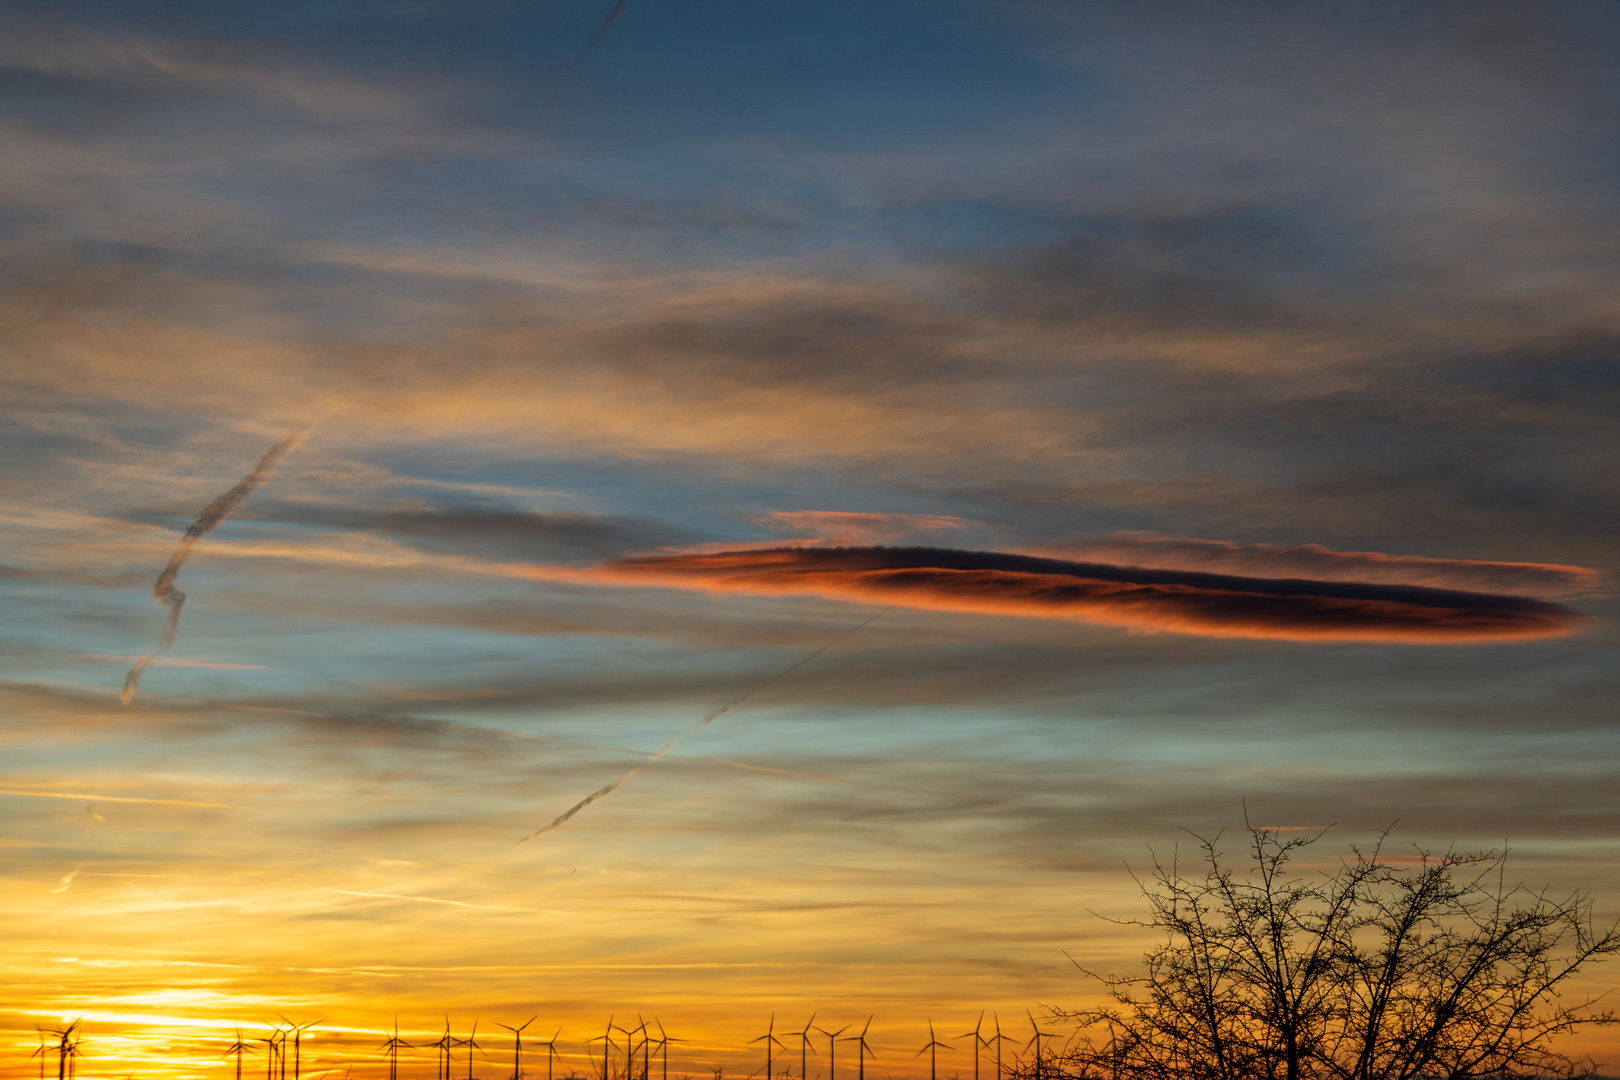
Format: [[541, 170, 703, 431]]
[[785, 1014, 817, 1080], [650, 1021, 683, 1080], [223, 1026, 257, 1080], [811, 1023, 848, 1080], [1023, 1013, 1056, 1080], [534, 1029, 564, 1080], [608, 1019, 638, 1080], [260, 1025, 286, 1080], [749, 1015, 786, 1080], [429, 1018, 456, 1080], [915, 1022, 952, 1080], [837, 1018, 876, 1080], [584, 1017, 617, 1080], [459, 1021, 486, 1080], [497, 1016, 539, 1080], [43, 1020, 83, 1080], [279, 1016, 323, 1080], [954, 1012, 985, 1080], [983, 1016, 1015, 1080], [641, 1018, 656, 1080], [380, 1020, 414, 1080], [627, 1018, 650, 1080], [62, 1020, 83, 1080]]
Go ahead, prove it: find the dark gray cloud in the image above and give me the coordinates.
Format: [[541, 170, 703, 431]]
[[579, 546, 1586, 643], [239, 501, 696, 562]]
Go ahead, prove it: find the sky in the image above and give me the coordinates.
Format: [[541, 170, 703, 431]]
[[4, 0, 1620, 1077]]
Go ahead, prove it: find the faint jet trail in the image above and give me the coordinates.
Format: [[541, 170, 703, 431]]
[[587, 0, 629, 53], [121, 431, 306, 704], [568, 0, 628, 68], [519, 608, 887, 844], [319, 888, 541, 913], [0, 789, 243, 808]]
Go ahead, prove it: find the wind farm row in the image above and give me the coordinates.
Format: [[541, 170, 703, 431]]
[[23, 1012, 1067, 1080]]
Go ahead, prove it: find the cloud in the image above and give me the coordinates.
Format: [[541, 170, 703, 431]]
[[80, 655, 270, 670], [318, 888, 537, 913], [516, 546, 1589, 644], [1033, 533, 1606, 600], [655, 511, 982, 557], [241, 502, 693, 562], [0, 789, 244, 809], [754, 511, 979, 546]]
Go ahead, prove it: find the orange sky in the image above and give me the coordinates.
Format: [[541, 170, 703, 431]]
[[5, 2, 1620, 1078]]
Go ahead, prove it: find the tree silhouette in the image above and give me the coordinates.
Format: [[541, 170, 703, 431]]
[[1049, 822, 1620, 1080]]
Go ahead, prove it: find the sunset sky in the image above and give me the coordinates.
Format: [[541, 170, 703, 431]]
[[4, 1, 1620, 1077]]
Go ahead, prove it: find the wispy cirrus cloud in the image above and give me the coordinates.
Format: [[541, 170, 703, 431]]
[[754, 511, 978, 546], [516, 545, 1590, 644], [656, 511, 981, 556], [80, 655, 269, 671]]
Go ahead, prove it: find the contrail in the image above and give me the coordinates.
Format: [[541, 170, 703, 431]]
[[518, 608, 887, 844], [0, 789, 243, 808], [567, 0, 628, 69], [121, 431, 306, 704], [319, 888, 542, 913], [50, 864, 83, 894], [586, 0, 629, 54]]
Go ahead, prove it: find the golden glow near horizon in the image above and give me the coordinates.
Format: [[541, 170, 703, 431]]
[[5, 2, 1620, 1078]]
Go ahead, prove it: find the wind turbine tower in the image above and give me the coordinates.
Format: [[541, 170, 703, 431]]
[[1024, 1013, 1057, 1080], [280, 1015, 323, 1080], [750, 1015, 786, 1080], [984, 1016, 1015, 1080], [223, 1026, 257, 1080], [786, 1014, 817, 1080], [380, 1020, 414, 1080], [838, 1018, 877, 1080], [497, 1016, 539, 1080], [915, 1021, 952, 1080], [429, 1018, 456, 1080], [650, 1021, 682, 1080], [812, 1023, 848, 1080], [459, 1020, 486, 1080], [534, 1029, 564, 1080], [955, 1012, 986, 1080]]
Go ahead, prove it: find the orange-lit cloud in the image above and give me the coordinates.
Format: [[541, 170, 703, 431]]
[[655, 511, 981, 557], [1035, 533, 1607, 600], [0, 790, 245, 808], [515, 546, 1588, 643], [753, 511, 978, 546]]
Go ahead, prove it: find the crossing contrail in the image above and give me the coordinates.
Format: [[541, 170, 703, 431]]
[[518, 608, 887, 843], [121, 431, 306, 705], [588, 0, 629, 52], [568, 0, 628, 69]]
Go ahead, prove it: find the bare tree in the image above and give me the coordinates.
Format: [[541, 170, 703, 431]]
[[1047, 823, 1620, 1080]]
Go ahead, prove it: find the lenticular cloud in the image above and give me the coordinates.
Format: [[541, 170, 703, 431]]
[[1037, 533, 1605, 600], [529, 545, 1589, 643]]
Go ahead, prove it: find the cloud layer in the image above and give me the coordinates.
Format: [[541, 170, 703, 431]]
[[1037, 534, 1607, 600], [528, 546, 1589, 644], [4, 0, 1620, 1071]]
